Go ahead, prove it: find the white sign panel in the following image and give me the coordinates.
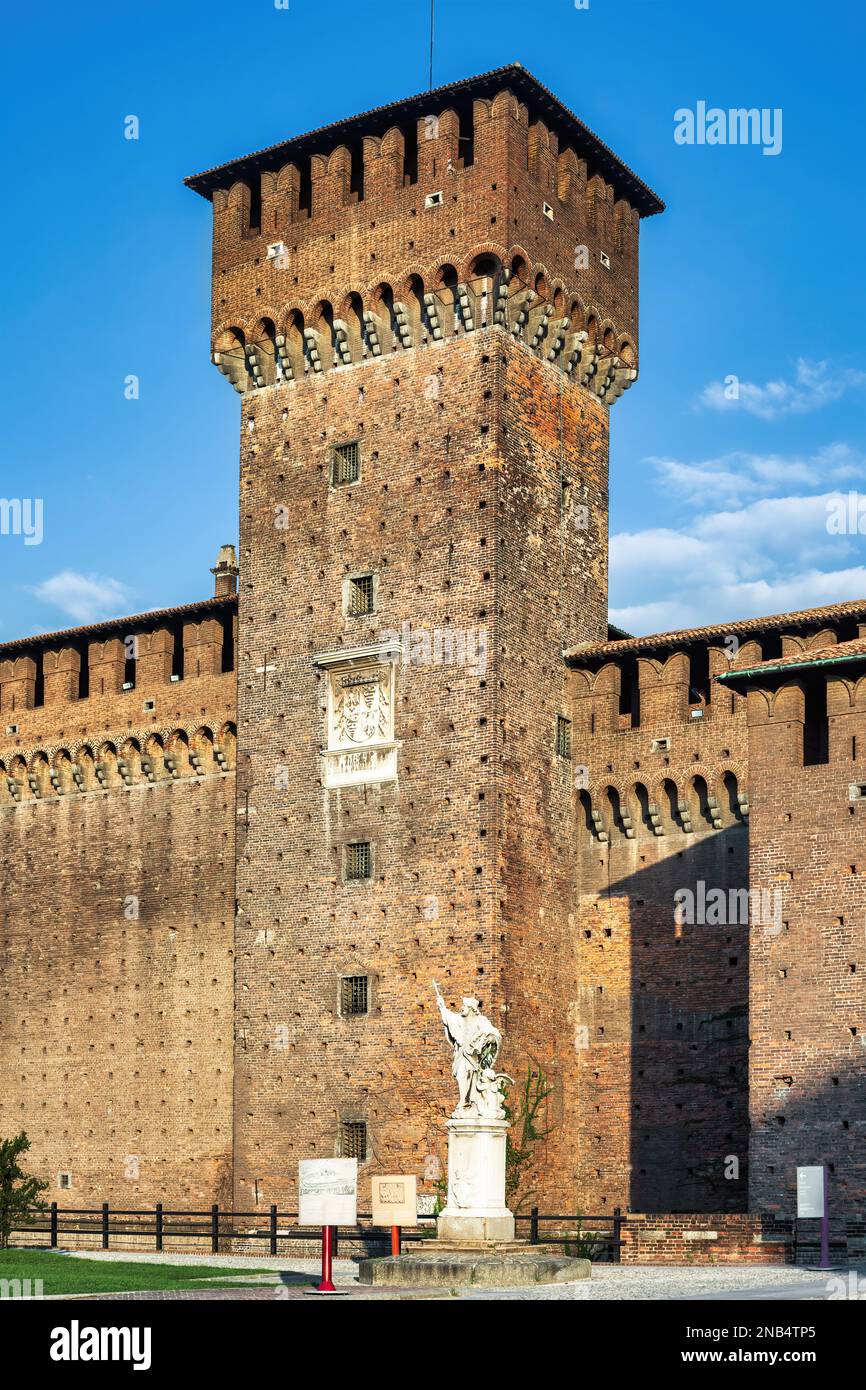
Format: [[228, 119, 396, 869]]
[[796, 1165, 825, 1218], [299, 1159, 358, 1226], [372, 1175, 417, 1227]]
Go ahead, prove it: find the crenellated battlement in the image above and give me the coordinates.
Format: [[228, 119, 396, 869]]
[[719, 634, 866, 769], [0, 721, 236, 809], [209, 245, 638, 404], [188, 65, 660, 406], [0, 549, 238, 777], [566, 600, 866, 850], [0, 602, 236, 710]]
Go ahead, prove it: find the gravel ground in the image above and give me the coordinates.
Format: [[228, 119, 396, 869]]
[[51, 1248, 854, 1301]]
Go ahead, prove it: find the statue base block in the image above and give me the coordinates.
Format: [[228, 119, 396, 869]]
[[436, 1113, 515, 1245], [358, 1251, 591, 1288], [437, 1213, 515, 1243]]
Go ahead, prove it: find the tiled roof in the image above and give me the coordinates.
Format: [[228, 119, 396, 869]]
[[716, 637, 866, 685], [184, 63, 664, 217], [566, 598, 866, 664], [0, 594, 237, 658]]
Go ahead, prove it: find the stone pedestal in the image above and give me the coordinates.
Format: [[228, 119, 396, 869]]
[[436, 1114, 515, 1243]]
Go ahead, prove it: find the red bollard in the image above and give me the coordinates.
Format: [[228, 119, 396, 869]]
[[317, 1224, 336, 1292], [391, 1225, 401, 1257]]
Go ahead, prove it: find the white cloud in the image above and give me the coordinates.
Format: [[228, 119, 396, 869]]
[[649, 443, 865, 508], [32, 571, 131, 625], [611, 565, 866, 636], [610, 447, 866, 634], [697, 359, 866, 420]]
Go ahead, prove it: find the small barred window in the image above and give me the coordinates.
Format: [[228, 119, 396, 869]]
[[346, 573, 374, 615], [332, 441, 360, 485], [341, 1121, 367, 1160], [340, 975, 369, 1016], [345, 841, 372, 880], [556, 715, 572, 759]]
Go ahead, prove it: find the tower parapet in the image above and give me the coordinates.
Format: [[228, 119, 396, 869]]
[[186, 64, 661, 406]]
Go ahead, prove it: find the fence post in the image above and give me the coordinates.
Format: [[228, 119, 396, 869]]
[[613, 1206, 623, 1264], [102, 1202, 109, 1251], [211, 1203, 220, 1254], [270, 1204, 278, 1257], [155, 1204, 163, 1253], [50, 1201, 58, 1249], [530, 1206, 539, 1245]]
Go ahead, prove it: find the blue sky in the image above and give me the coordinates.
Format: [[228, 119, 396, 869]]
[[1, 0, 864, 639]]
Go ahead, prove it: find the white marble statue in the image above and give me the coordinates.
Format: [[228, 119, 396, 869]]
[[433, 981, 510, 1120]]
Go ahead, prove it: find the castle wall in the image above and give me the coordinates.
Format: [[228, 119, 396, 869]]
[[565, 644, 751, 1214], [0, 604, 237, 1207], [563, 622, 859, 1213]]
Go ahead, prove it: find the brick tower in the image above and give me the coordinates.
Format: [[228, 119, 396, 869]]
[[186, 64, 663, 1212]]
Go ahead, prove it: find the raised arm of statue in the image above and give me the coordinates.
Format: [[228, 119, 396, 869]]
[[432, 980, 448, 1021]]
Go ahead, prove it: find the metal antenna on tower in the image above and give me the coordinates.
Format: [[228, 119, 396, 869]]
[[429, 0, 434, 90]]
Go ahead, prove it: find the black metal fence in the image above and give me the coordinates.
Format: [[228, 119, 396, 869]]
[[16, 1204, 434, 1256], [19, 1205, 846, 1266], [521, 1207, 625, 1260], [13, 1203, 625, 1260]]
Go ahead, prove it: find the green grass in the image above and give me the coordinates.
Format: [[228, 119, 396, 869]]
[[0, 1247, 278, 1295]]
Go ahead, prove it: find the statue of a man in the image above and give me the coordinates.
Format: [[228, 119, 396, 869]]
[[433, 981, 507, 1119]]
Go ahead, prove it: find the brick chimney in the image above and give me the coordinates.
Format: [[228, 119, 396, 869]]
[[211, 543, 239, 596]]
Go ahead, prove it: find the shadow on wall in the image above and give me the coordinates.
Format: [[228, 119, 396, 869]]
[[576, 817, 750, 1215]]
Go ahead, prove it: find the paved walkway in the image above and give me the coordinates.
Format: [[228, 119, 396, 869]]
[[56, 1249, 861, 1301]]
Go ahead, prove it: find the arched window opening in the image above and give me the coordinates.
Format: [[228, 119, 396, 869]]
[[349, 140, 364, 200], [577, 789, 595, 837], [723, 770, 742, 822], [213, 327, 248, 392], [406, 275, 427, 343], [221, 614, 234, 673], [284, 310, 306, 380], [661, 778, 682, 832], [468, 254, 502, 330], [602, 786, 626, 838], [690, 775, 714, 828], [633, 782, 653, 834], [74, 643, 89, 699], [433, 264, 458, 337], [249, 319, 278, 387]]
